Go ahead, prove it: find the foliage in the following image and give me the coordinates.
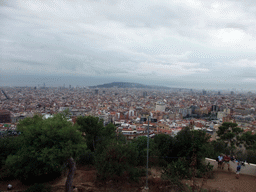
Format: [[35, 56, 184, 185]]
[[24, 183, 52, 192], [5, 114, 87, 184], [201, 143, 216, 159], [95, 142, 139, 181], [163, 157, 191, 180], [209, 140, 226, 155], [161, 127, 214, 189], [77, 150, 95, 166], [161, 158, 187, 191], [0, 136, 20, 169], [196, 162, 214, 178], [217, 122, 243, 149], [131, 136, 159, 166], [240, 131, 256, 150], [246, 150, 256, 164], [175, 128, 211, 161], [235, 150, 247, 162], [116, 132, 127, 144], [76, 116, 116, 152], [153, 134, 176, 164]]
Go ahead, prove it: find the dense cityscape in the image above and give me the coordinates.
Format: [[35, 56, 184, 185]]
[[1, 83, 256, 141]]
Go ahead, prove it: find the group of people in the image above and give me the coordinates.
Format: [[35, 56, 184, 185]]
[[217, 154, 234, 170], [217, 154, 245, 179]]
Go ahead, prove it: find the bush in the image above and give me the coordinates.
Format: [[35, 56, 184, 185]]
[[128, 167, 142, 182], [131, 136, 157, 166], [24, 183, 52, 192], [95, 142, 138, 181], [235, 150, 247, 161], [247, 150, 256, 164], [0, 137, 20, 169], [138, 168, 146, 177], [196, 162, 214, 178], [163, 158, 191, 180]]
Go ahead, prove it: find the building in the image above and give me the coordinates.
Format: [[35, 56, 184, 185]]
[[155, 101, 166, 112], [211, 105, 218, 112], [0, 110, 11, 123]]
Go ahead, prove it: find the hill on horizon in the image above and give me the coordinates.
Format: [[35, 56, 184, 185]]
[[89, 82, 185, 90]]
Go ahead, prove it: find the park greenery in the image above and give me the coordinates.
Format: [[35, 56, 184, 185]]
[[0, 114, 256, 191]]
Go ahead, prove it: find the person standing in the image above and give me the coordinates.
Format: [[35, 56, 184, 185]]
[[217, 154, 223, 169], [223, 154, 231, 171], [236, 161, 242, 179]]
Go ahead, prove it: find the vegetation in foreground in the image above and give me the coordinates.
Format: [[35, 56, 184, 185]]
[[1, 114, 256, 191]]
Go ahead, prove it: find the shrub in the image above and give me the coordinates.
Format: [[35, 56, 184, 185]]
[[128, 167, 142, 182], [162, 157, 191, 180], [247, 150, 256, 164], [95, 142, 138, 181], [196, 162, 213, 178]]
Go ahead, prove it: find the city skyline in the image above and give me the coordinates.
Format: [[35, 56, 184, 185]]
[[1, 1, 256, 90]]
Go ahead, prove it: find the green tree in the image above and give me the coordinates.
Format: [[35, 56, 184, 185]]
[[246, 150, 256, 164], [131, 136, 159, 166], [95, 142, 139, 181], [162, 128, 212, 181], [206, 140, 226, 159], [0, 137, 20, 169], [217, 122, 243, 153], [240, 131, 256, 150], [5, 113, 87, 192], [154, 134, 175, 164], [76, 116, 116, 152], [175, 128, 211, 160]]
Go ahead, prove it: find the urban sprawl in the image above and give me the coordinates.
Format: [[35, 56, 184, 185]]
[[0, 86, 255, 141]]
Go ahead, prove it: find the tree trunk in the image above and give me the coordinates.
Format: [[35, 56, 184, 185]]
[[65, 157, 76, 192]]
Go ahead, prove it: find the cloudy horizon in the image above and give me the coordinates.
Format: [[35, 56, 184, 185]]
[[1, 0, 256, 91]]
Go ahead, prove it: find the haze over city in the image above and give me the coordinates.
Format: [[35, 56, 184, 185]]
[[1, 0, 256, 91]]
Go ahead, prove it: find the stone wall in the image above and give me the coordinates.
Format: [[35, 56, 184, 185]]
[[205, 158, 256, 176]]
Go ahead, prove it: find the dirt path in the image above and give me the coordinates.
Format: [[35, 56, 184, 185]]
[[184, 170, 256, 192], [1, 167, 256, 192]]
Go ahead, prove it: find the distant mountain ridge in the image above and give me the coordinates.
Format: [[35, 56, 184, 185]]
[[89, 82, 181, 90]]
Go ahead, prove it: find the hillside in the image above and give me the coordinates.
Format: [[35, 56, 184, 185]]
[[89, 82, 185, 90]]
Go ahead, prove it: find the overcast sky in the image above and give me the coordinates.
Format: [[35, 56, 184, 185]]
[[1, 0, 256, 90]]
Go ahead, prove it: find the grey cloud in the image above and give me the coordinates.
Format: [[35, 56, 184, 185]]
[[1, 0, 256, 90]]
